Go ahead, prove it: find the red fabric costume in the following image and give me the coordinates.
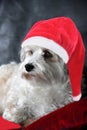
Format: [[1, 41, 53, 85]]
[[0, 98, 87, 130]]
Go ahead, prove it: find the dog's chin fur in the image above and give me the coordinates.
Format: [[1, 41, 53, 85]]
[[0, 45, 73, 126]]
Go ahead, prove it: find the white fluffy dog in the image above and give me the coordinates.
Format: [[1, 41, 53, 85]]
[[0, 45, 73, 126]]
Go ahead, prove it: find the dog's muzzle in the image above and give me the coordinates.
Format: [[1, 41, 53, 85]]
[[25, 63, 34, 72]]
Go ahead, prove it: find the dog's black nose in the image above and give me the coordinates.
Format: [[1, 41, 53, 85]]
[[25, 63, 34, 72]]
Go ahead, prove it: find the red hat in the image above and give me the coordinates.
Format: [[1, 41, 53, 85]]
[[22, 17, 85, 101]]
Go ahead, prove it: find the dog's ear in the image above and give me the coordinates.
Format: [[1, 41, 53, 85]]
[[20, 48, 25, 62]]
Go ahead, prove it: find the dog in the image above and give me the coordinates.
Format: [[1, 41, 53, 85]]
[[0, 45, 73, 126]]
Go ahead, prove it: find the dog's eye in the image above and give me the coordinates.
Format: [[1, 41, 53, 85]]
[[26, 50, 33, 55], [43, 50, 53, 59]]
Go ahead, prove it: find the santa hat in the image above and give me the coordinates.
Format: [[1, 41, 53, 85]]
[[22, 17, 85, 101]]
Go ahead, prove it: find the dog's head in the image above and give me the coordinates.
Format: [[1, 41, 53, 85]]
[[20, 45, 69, 87]]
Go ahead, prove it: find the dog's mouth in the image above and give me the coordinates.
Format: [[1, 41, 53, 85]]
[[22, 71, 48, 83], [22, 72, 35, 80]]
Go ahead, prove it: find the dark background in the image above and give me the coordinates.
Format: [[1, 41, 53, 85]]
[[0, 0, 87, 87]]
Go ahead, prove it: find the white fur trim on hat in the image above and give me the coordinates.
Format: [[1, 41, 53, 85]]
[[22, 36, 69, 63], [73, 93, 81, 101]]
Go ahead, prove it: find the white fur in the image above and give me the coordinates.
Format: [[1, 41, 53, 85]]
[[0, 45, 73, 126]]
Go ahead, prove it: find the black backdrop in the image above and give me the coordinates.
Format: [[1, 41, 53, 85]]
[[0, 0, 87, 66]]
